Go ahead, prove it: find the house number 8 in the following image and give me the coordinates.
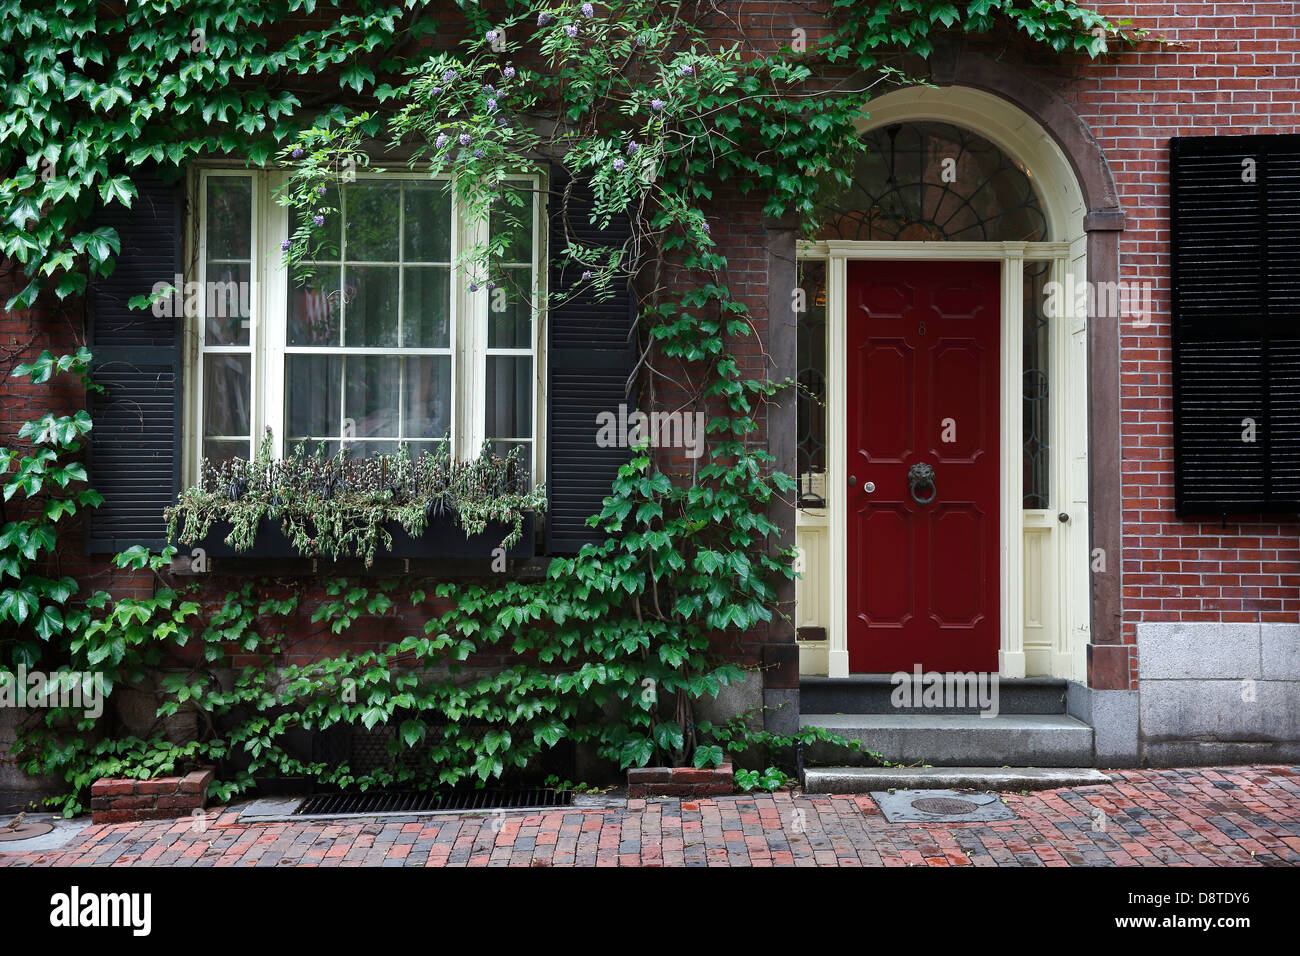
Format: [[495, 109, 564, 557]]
[[917, 321, 926, 335]]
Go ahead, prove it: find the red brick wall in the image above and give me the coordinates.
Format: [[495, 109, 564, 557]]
[[1064, 2, 1300, 688], [6, 2, 1299, 697]]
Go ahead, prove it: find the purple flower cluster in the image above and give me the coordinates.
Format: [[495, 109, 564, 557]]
[[459, 133, 472, 146], [312, 214, 325, 227], [291, 147, 304, 159], [485, 29, 498, 44], [503, 66, 516, 80], [612, 158, 625, 172], [442, 69, 457, 82], [627, 140, 639, 154], [564, 24, 578, 37], [651, 98, 665, 111], [581, 3, 594, 17], [537, 12, 552, 26]]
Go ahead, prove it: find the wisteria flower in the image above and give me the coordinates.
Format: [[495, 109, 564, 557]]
[[291, 147, 304, 159], [280, 239, 292, 251], [486, 281, 496, 290], [485, 29, 498, 44], [459, 133, 473, 146], [503, 66, 516, 80], [581, 270, 592, 281], [469, 282, 479, 292], [651, 98, 665, 111], [613, 158, 625, 172], [680, 64, 693, 76], [627, 140, 639, 154], [473, 149, 483, 158], [538, 12, 552, 25], [702, 222, 711, 234], [442, 69, 457, 82], [581, 3, 594, 17], [312, 214, 325, 227], [497, 118, 509, 127], [436, 133, 449, 149], [431, 86, 442, 95], [316, 185, 327, 196], [486, 98, 498, 112], [564, 24, 578, 37]]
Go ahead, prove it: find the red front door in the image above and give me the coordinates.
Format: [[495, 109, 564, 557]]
[[846, 260, 1001, 673]]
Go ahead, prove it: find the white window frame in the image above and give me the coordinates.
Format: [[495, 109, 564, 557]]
[[185, 167, 545, 489]]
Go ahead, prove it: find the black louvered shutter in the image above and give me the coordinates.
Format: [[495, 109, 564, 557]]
[[1170, 134, 1300, 517], [86, 169, 184, 552], [545, 168, 635, 553]]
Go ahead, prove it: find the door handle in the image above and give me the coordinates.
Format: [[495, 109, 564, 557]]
[[848, 475, 857, 487], [908, 463, 937, 505]]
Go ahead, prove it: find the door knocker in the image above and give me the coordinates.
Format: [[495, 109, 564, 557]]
[[908, 463, 937, 506]]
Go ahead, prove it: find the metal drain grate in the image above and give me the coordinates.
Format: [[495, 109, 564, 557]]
[[294, 787, 573, 818]]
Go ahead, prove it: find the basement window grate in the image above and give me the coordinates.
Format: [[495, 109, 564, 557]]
[[294, 787, 574, 818]]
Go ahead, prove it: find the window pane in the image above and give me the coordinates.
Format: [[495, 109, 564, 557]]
[[204, 260, 251, 346], [288, 267, 341, 346], [796, 259, 827, 507], [203, 438, 251, 466], [206, 177, 252, 259], [343, 439, 401, 457], [286, 354, 342, 438], [491, 193, 533, 264], [345, 181, 400, 261], [404, 356, 452, 440], [203, 354, 251, 437], [342, 265, 398, 347], [402, 266, 451, 347], [485, 356, 532, 440], [404, 182, 452, 261], [344, 356, 400, 438], [488, 268, 532, 349]]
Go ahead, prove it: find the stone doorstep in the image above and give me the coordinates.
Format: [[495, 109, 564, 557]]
[[628, 762, 734, 798], [90, 767, 213, 824], [803, 766, 1111, 794]]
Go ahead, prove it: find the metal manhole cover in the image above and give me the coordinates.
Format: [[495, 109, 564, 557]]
[[870, 789, 1017, 823], [0, 822, 54, 841], [911, 796, 978, 815]]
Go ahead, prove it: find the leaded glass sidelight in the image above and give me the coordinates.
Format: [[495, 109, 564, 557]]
[[796, 259, 828, 508], [1023, 260, 1051, 508], [816, 121, 1047, 243]]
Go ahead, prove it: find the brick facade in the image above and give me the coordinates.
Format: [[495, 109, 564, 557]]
[[1, 2, 1297, 780]]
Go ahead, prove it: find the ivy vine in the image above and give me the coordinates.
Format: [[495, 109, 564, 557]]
[[1, 0, 1132, 814]]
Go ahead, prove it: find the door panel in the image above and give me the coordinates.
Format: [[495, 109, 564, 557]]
[[846, 260, 1001, 673]]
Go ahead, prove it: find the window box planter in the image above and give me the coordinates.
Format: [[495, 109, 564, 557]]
[[178, 512, 536, 561]]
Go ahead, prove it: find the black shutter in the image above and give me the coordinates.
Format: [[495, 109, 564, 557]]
[[86, 169, 184, 552], [545, 168, 635, 553], [1170, 134, 1300, 516]]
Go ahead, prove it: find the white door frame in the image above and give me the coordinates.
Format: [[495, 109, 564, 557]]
[[793, 84, 1093, 680], [797, 240, 1087, 679]]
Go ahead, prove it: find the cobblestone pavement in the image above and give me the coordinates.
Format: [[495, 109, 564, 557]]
[[2, 766, 1298, 867]]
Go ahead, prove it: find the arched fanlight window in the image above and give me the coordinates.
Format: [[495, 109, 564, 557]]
[[816, 121, 1048, 242]]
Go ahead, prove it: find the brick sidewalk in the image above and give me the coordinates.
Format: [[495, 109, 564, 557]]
[[2, 766, 1298, 867]]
